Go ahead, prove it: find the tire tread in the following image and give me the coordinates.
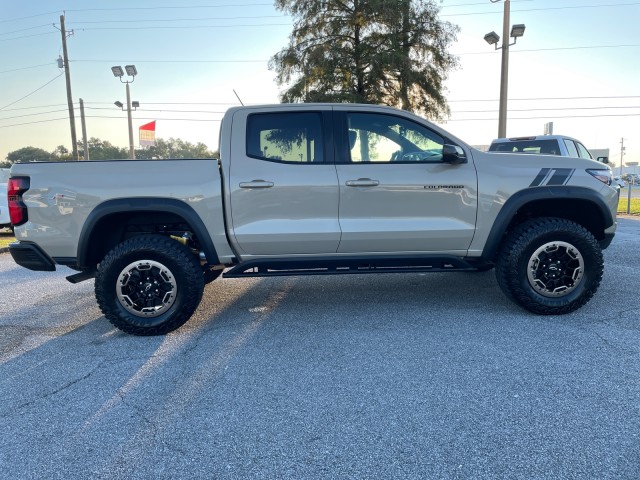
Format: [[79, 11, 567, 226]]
[[495, 217, 603, 315], [95, 234, 204, 335]]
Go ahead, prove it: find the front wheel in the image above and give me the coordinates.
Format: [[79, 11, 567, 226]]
[[495, 218, 604, 315], [95, 234, 205, 335]]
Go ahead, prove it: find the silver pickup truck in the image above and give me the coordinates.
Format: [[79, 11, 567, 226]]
[[8, 103, 618, 335]]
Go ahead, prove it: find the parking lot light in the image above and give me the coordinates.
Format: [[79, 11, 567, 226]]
[[485, 0, 526, 139], [111, 64, 138, 159]]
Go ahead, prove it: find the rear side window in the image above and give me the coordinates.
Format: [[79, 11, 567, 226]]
[[575, 142, 593, 160], [563, 139, 579, 158], [246, 112, 324, 163], [489, 139, 560, 155]]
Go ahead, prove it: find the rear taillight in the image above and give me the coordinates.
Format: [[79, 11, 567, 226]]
[[8, 176, 30, 226]]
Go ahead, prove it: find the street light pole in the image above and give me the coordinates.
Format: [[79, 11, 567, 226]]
[[111, 65, 138, 159], [485, 0, 525, 139], [498, 0, 511, 139], [125, 82, 135, 160]]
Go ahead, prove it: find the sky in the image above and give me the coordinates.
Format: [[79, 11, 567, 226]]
[[1, 0, 639, 172]]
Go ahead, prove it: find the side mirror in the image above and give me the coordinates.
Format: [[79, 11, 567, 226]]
[[596, 156, 609, 164], [443, 144, 467, 165]]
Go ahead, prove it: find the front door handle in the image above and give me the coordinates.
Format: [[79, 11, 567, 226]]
[[345, 178, 379, 187], [239, 180, 274, 189]]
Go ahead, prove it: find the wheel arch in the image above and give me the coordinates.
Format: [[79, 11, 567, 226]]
[[77, 197, 219, 269], [481, 186, 614, 262]]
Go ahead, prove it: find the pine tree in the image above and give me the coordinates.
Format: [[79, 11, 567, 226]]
[[270, 0, 458, 120]]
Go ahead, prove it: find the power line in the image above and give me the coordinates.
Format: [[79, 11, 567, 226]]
[[0, 32, 57, 43], [69, 15, 288, 25], [441, 0, 533, 7], [85, 107, 227, 114], [85, 101, 239, 106], [72, 23, 291, 31], [85, 116, 222, 121], [0, 117, 69, 128], [0, 73, 63, 111], [3, 96, 638, 116], [2, 0, 638, 31], [455, 44, 640, 55], [3, 111, 639, 130], [441, 1, 640, 17], [447, 113, 640, 121], [0, 108, 70, 120], [452, 106, 640, 114], [0, 116, 223, 129], [74, 59, 267, 64], [0, 63, 57, 75], [0, 0, 530, 24], [0, 104, 68, 112], [64, 3, 274, 13], [0, 11, 60, 24], [66, 41, 640, 66], [7, 95, 640, 108], [449, 95, 640, 103], [0, 23, 52, 36]]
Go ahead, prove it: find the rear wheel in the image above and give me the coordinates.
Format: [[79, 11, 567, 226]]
[[495, 218, 603, 315], [95, 234, 204, 335]]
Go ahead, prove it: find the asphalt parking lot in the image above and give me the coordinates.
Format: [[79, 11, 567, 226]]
[[1, 216, 639, 479]]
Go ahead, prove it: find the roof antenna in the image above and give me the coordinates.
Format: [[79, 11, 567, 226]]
[[233, 89, 244, 106]]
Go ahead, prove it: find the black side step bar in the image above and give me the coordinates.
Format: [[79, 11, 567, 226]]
[[66, 269, 96, 284], [223, 255, 476, 278]]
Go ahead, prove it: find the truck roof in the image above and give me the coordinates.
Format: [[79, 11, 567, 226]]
[[491, 134, 583, 144]]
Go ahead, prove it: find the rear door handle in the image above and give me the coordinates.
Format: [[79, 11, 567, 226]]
[[345, 178, 379, 187], [239, 180, 274, 189]]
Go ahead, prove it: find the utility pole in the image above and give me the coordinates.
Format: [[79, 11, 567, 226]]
[[620, 138, 625, 176], [79, 98, 89, 160], [59, 14, 79, 160]]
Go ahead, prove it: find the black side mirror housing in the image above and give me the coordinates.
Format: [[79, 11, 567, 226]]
[[596, 156, 609, 164], [443, 144, 467, 165]]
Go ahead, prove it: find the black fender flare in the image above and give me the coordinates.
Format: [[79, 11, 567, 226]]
[[77, 197, 219, 268], [481, 186, 614, 261]]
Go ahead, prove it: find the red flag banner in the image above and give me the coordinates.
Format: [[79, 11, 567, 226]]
[[139, 121, 156, 146]]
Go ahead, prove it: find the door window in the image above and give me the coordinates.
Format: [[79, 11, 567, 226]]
[[246, 112, 324, 163], [345, 113, 444, 163]]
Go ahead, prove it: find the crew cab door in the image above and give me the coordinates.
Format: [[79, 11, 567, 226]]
[[333, 110, 478, 254], [228, 108, 340, 256]]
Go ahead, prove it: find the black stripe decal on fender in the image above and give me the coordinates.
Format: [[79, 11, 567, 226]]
[[530, 168, 551, 187], [530, 168, 575, 187], [547, 168, 575, 186]]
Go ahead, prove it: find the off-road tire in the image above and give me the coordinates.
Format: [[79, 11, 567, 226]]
[[495, 217, 603, 315], [95, 234, 204, 335]]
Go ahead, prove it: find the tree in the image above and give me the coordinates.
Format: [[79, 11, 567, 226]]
[[3, 136, 216, 167], [270, 0, 458, 120], [6, 147, 53, 164], [84, 138, 128, 160], [53, 145, 73, 160], [135, 138, 216, 159]]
